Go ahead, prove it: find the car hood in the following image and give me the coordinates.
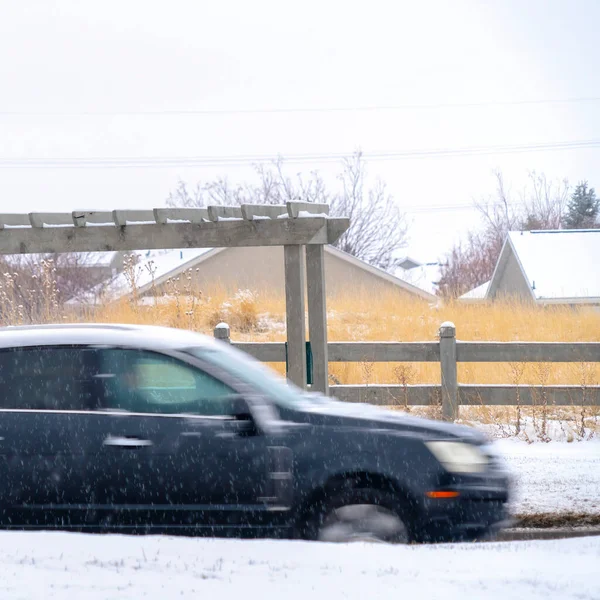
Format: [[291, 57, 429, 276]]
[[282, 396, 487, 443]]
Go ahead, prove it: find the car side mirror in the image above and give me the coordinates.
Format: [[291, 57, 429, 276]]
[[223, 394, 253, 421]]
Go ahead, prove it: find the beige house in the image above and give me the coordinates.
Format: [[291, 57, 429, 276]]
[[70, 245, 438, 307], [460, 229, 600, 305]]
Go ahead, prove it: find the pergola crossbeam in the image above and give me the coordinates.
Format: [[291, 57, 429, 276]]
[[0, 216, 348, 254]]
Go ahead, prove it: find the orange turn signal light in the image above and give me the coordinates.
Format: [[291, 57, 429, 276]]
[[425, 491, 460, 499]]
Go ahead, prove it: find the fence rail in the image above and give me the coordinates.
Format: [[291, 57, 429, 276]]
[[213, 322, 600, 421]]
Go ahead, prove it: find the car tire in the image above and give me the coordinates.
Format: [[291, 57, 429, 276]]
[[306, 487, 412, 544]]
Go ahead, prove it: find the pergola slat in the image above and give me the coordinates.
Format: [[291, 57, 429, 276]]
[[287, 202, 330, 218], [0, 213, 32, 228], [112, 210, 156, 226], [28, 213, 75, 228], [72, 211, 114, 227], [153, 208, 208, 224], [240, 204, 287, 220], [207, 205, 243, 221]]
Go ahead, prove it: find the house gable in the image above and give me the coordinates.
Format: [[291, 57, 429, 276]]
[[486, 237, 535, 302]]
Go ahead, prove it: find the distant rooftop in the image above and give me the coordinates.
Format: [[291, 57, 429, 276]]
[[507, 229, 600, 301], [459, 280, 490, 302], [67, 248, 214, 306]]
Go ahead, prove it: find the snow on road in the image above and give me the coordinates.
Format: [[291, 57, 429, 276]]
[[495, 440, 600, 515], [0, 532, 598, 600]]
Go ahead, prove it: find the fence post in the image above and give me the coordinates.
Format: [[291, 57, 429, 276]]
[[439, 321, 458, 421], [214, 322, 231, 343]]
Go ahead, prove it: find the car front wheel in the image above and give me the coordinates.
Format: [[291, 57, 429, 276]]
[[314, 488, 411, 544]]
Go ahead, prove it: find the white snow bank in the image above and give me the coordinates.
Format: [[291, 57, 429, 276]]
[[497, 439, 600, 515], [0, 532, 598, 600]]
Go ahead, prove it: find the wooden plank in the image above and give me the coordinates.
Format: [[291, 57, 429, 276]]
[[327, 218, 350, 245], [287, 202, 330, 218], [439, 322, 458, 421], [28, 213, 74, 228], [306, 244, 329, 395], [0, 218, 343, 254], [71, 211, 113, 227], [153, 208, 208, 224], [459, 385, 600, 406], [112, 210, 155, 226], [232, 342, 286, 362], [207, 205, 243, 221], [330, 384, 441, 406], [328, 342, 440, 362], [0, 213, 31, 228], [240, 204, 287, 220], [457, 342, 600, 363], [284, 245, 307, 389], [230, 341, 440, 363]]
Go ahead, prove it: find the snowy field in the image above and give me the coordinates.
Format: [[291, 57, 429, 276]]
[[496, 439, 600, 516], [0, 532, 599, 600]]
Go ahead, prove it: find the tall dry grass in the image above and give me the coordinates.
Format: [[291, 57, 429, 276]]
[[85, 284, 600, 439], [81, 286, 600, 389], [2, 263, 598, 438]]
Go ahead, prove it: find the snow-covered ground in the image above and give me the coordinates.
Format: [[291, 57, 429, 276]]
[[0, 532, 598, 600], [493, 439, 600, 516]]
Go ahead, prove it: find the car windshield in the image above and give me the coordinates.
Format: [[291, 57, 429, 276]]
[[185, 344, 323, 409]]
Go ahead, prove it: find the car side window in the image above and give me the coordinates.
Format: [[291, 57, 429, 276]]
[[0, 347, 95, 411], [95, 348, 237, 416]]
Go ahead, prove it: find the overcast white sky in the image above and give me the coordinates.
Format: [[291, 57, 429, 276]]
[[1, 0, 599, 261]]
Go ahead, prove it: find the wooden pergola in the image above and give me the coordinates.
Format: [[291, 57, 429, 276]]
[[0, 202, 349, 395]]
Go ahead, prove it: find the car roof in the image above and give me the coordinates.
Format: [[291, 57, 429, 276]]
[[0, 323, 219, 352]]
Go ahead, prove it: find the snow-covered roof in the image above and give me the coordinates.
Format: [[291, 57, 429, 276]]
[[68, 248, 217, 306], [69, 245, 440, 306], [393, 262, 442, 296], [2, 251, 120, 268], [459, 280, 490, 302], [506, 229, 600, 302]]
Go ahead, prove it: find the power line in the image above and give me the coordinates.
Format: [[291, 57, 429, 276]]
[[1, 96, 600, 118], [1, 138, 599, 169]]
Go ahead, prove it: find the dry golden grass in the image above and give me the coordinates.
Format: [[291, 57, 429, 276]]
[[73, 286, 600, 389]]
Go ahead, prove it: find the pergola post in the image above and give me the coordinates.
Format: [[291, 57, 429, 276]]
[[284, 245, 307, 389], [306, 244, 328, 395]]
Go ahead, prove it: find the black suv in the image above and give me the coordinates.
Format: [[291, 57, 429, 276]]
[[0, 324, 510, 543]]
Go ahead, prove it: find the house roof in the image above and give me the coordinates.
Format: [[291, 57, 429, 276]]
[[488, 229, 600, 303], [69, 245, 438, 306], [392, 262, 442, 296], [460, 280, 490, 302], [67, 248, 217, 306], [325, 246, 438, 301], [2, 251, 120, 268]]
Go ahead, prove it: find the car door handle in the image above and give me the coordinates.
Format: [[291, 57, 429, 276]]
[[103, 436, 153, 448]]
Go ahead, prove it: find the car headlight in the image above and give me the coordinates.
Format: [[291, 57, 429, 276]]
[[425, 441, 489, 474]]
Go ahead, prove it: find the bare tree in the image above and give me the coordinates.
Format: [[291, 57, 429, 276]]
[[166, 152, 408, 270], [330, 154, 407, 270], [438, 170, 570, 298], [520, 171, 569, 230]]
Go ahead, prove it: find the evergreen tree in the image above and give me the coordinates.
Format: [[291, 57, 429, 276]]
[[563, 181, 599, 229]]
